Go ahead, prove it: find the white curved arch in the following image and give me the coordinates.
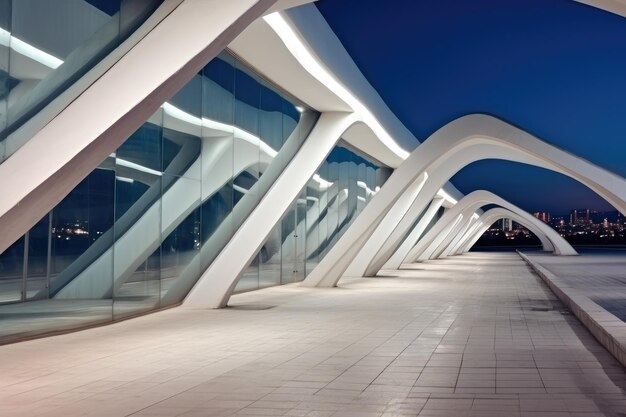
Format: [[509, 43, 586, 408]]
[[344, 172, 428, 276], [354, 141, 564, 278], [405, 190, 576, 263], [303, 114, 625, 287], [427, 210, 555, 260], [184, 112, 366, 307], [457, 208, 560, 254], [448, 220, 485, 256], [383, 196, 445, 270]]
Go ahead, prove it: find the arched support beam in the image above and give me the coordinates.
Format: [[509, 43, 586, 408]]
[[343, 172, 428, 276], [407, 190, 576, 263], [383, 197, 444, 270], [184, 112, 367, 308], [447, 220, 484, 256], [303, 114, 624, 287], [438, 216, 479, 258], [358, 147, 560, 278], [456, 208, 564, 255]]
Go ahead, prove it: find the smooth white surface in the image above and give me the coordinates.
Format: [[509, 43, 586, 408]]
[[263, 11, 410, 163], [405, 190, 576, 263], [344, 173, 427, 277], [184, 112, 360, 308], [456, 208, 564, 255], [383, 197, 445, 270], [4, 253, 626, 416], [303, 114, 626, 288]]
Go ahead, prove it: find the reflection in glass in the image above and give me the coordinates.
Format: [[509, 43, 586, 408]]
[[238, 143, 391, 293], [0, 50, 318, 342], [0, 0, 164, 160]]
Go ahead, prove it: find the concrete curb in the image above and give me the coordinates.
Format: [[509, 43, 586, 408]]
[[517, 251, 626, 368]]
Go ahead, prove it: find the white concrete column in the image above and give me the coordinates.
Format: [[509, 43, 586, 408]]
[[383, 197, 444, 270], [456, 209, 562, 255], [184, 112, 358, 308], [450, 221, 483, 255], [303, 115, 616, 287], [343, 173, 427, 277], [439, 217, 477, 258]]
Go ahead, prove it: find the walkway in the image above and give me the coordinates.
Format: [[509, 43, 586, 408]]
[[525, 251, 626, 322], [0, 253, 625, 416]]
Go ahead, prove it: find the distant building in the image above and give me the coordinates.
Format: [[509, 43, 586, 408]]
[[499, 218, 513, 231], [570, 209, 592, 225], [533, 211, 551, 223]]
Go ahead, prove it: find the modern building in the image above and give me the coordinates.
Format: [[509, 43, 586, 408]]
[[533, 211, 551, 223], [570, 208, 592, 225], [0, 0, 624, 346]]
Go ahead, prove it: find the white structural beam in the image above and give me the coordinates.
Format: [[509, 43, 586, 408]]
[[0, 0, 280, 256], [302, 114, 626, 288], [356, 143, 559, 278], [448, 220, 484, 256], [184, 112, 361, 308], [456, 208, 562, 254], [383, 197, 445, 270], [406, 190, 576, 264], [343, 173, 427, 277], [575, 0, 626, 18], [439, 217, 479, 258], [427, 212, 549, 260], [361, 185, 459, 276]]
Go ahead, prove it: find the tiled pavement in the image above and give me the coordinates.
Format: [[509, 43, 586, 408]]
[[0, 253, 625, 416]]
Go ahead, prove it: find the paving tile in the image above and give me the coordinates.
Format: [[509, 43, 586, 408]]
[[0, 253, 624, 417]]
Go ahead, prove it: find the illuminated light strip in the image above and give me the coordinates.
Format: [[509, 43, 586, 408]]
[[357, 196, 366, 202], [115, 176, 135, 184], [472, 213, 479, 220], [263, 13, 410, 160], [0, 27, 63, 69], [233, 184, 249, 194], [162, 103, 278, 158], [437, 189, 458, 205], [115, 158, 162, 176]]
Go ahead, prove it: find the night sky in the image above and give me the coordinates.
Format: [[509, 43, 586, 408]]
[[315, 0, 626, 216]]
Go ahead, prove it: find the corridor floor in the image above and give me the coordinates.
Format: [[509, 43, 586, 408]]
[[0, 253, 625, 416]]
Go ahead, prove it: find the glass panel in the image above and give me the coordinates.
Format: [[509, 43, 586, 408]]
[[113, 114, 162, 319], [234, 60, 260, 292], [0, 0, 9, 158], [0, 49, 319, 342], [161, 176, 201, 300], [25, 214, 49, 300], [281, 203, 297, 285], [259, 222, 281, 289], [50, 176, 90, 279], [1, 0, 164, 157], [0, 236, 23, 304]]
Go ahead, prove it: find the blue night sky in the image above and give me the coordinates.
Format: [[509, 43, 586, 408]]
[[316, 0, 626, 216]]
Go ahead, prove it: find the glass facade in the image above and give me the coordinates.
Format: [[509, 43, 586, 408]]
[[0, 0, 164, 161], [235, 144, 391, 293], [0, 51, 318, 342]]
